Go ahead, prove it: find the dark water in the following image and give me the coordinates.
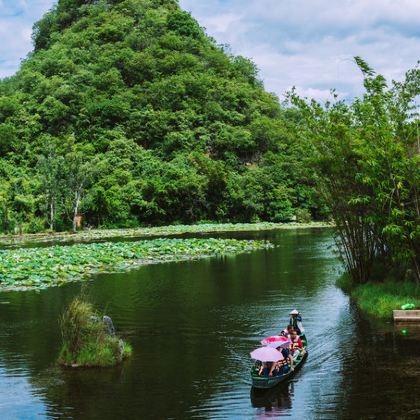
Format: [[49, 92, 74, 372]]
[[1, 229, 419, 419]]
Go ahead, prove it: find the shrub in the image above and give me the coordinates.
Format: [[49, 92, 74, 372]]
[[295, 208, 312, 223], [59, 294, 132, 367]]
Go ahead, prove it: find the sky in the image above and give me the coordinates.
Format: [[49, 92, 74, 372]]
[[0, 0, 419, 100]]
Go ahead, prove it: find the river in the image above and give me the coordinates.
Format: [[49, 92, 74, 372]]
[[0, 228, 419, 419]]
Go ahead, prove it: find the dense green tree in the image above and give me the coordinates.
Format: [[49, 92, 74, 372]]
[[0, 0, 322, 232], [291, 58, 419, 284], [60, 137, 97, 231], [36, 136, 64, 230]]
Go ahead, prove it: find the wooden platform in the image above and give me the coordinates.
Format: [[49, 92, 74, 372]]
[[393, 310, 420, 322]]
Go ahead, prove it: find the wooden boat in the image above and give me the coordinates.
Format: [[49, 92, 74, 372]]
[[251, 346, 308, 389]]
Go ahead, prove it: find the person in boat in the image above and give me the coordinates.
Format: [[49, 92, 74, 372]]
[[269, 346, 294, 376], [269, 358, 288, 377], [282, 346, 294, 372], [258, 361, 271, 377], [280, 324, 293, 337], [289, 329, 305, 360], [289, 309, 305, 340]]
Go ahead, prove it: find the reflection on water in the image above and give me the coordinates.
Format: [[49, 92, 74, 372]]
[[0, 228, 419, 419], [251, 382, 294, 417]]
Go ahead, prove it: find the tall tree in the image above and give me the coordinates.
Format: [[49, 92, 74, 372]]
[[36, 137, 64, 231], [291, 58, 420, 284], [61, 136, 96, 232]]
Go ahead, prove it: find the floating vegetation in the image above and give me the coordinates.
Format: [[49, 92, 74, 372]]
[[0, 238, 273, 291], [59, 294, 132, 368], [0, 222, 329, 247]]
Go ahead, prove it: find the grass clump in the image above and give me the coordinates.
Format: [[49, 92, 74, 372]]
[[339, 280, 420, 319], [58, 295, 131, 367]]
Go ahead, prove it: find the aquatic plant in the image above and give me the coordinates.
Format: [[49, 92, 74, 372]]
[[0, 238, 273, 290], [0, 222, 329, 247], [59, 294, 132, 367]]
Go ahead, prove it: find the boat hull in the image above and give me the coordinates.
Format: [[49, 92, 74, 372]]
[[251, 351, 308, 389]]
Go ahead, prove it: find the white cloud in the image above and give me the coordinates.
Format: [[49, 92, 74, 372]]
[[181, 0, 420, 100], [0, 0, 419, 101], [0, 0, 56, 78], [202, 13, 242, 34]]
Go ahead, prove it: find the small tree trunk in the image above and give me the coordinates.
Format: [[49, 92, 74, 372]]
[[72, 189, 81, 233], [49, 201, 54, 231], [2, 204, 9, 233]]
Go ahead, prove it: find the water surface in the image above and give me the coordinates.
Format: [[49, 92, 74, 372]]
[[0, 229, 419, 419]]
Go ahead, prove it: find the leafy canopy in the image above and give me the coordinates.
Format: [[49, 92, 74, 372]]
[[0, 0, 322, 232]]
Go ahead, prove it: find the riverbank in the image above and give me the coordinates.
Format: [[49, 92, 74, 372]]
[[0, 222, 330, 247], [0, 238, 272, 291], [337, 275, 420, 319]]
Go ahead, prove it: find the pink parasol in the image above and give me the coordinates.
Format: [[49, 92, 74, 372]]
[[250, 347, 284, 362], [261, 335, 291, 348]]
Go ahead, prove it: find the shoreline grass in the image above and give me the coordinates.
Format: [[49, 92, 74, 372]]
[[336, 275, 420, 319], [0, 237, 273, 292], [0, 221, 331, 247]]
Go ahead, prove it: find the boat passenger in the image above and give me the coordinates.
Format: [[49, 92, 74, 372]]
[[258, 362, 271, 377], [289, 309, 305, 338], [277, 346, 294, 374], [269, 359, 285, 376], [289, 329, 305, 360], [280, 324, 293, 337]]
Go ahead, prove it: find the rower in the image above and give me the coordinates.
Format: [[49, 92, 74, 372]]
[[289, 309, 306, 343]]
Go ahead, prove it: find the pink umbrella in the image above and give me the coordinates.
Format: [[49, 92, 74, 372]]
[[250, 347, 284, 362], [261, 335, 291, 348]]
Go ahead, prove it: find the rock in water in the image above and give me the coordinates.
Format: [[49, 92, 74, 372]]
[[119, 339, 124, 358], [103, 315, 116, 337]]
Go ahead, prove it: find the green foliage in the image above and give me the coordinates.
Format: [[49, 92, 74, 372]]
[[59, 293, 132, 367], [0, 0, 322, 233], [335, 273, 353, 294], [291, 58, 420, 284], [295, 208, 312, 223], [0, 221, 328, 246], [350, 281, 420, 319], [0, 237, 273, 290], [61, 295, 95, 355]]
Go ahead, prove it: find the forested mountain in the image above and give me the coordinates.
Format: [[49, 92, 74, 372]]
[[0, 0, 324, 232]]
